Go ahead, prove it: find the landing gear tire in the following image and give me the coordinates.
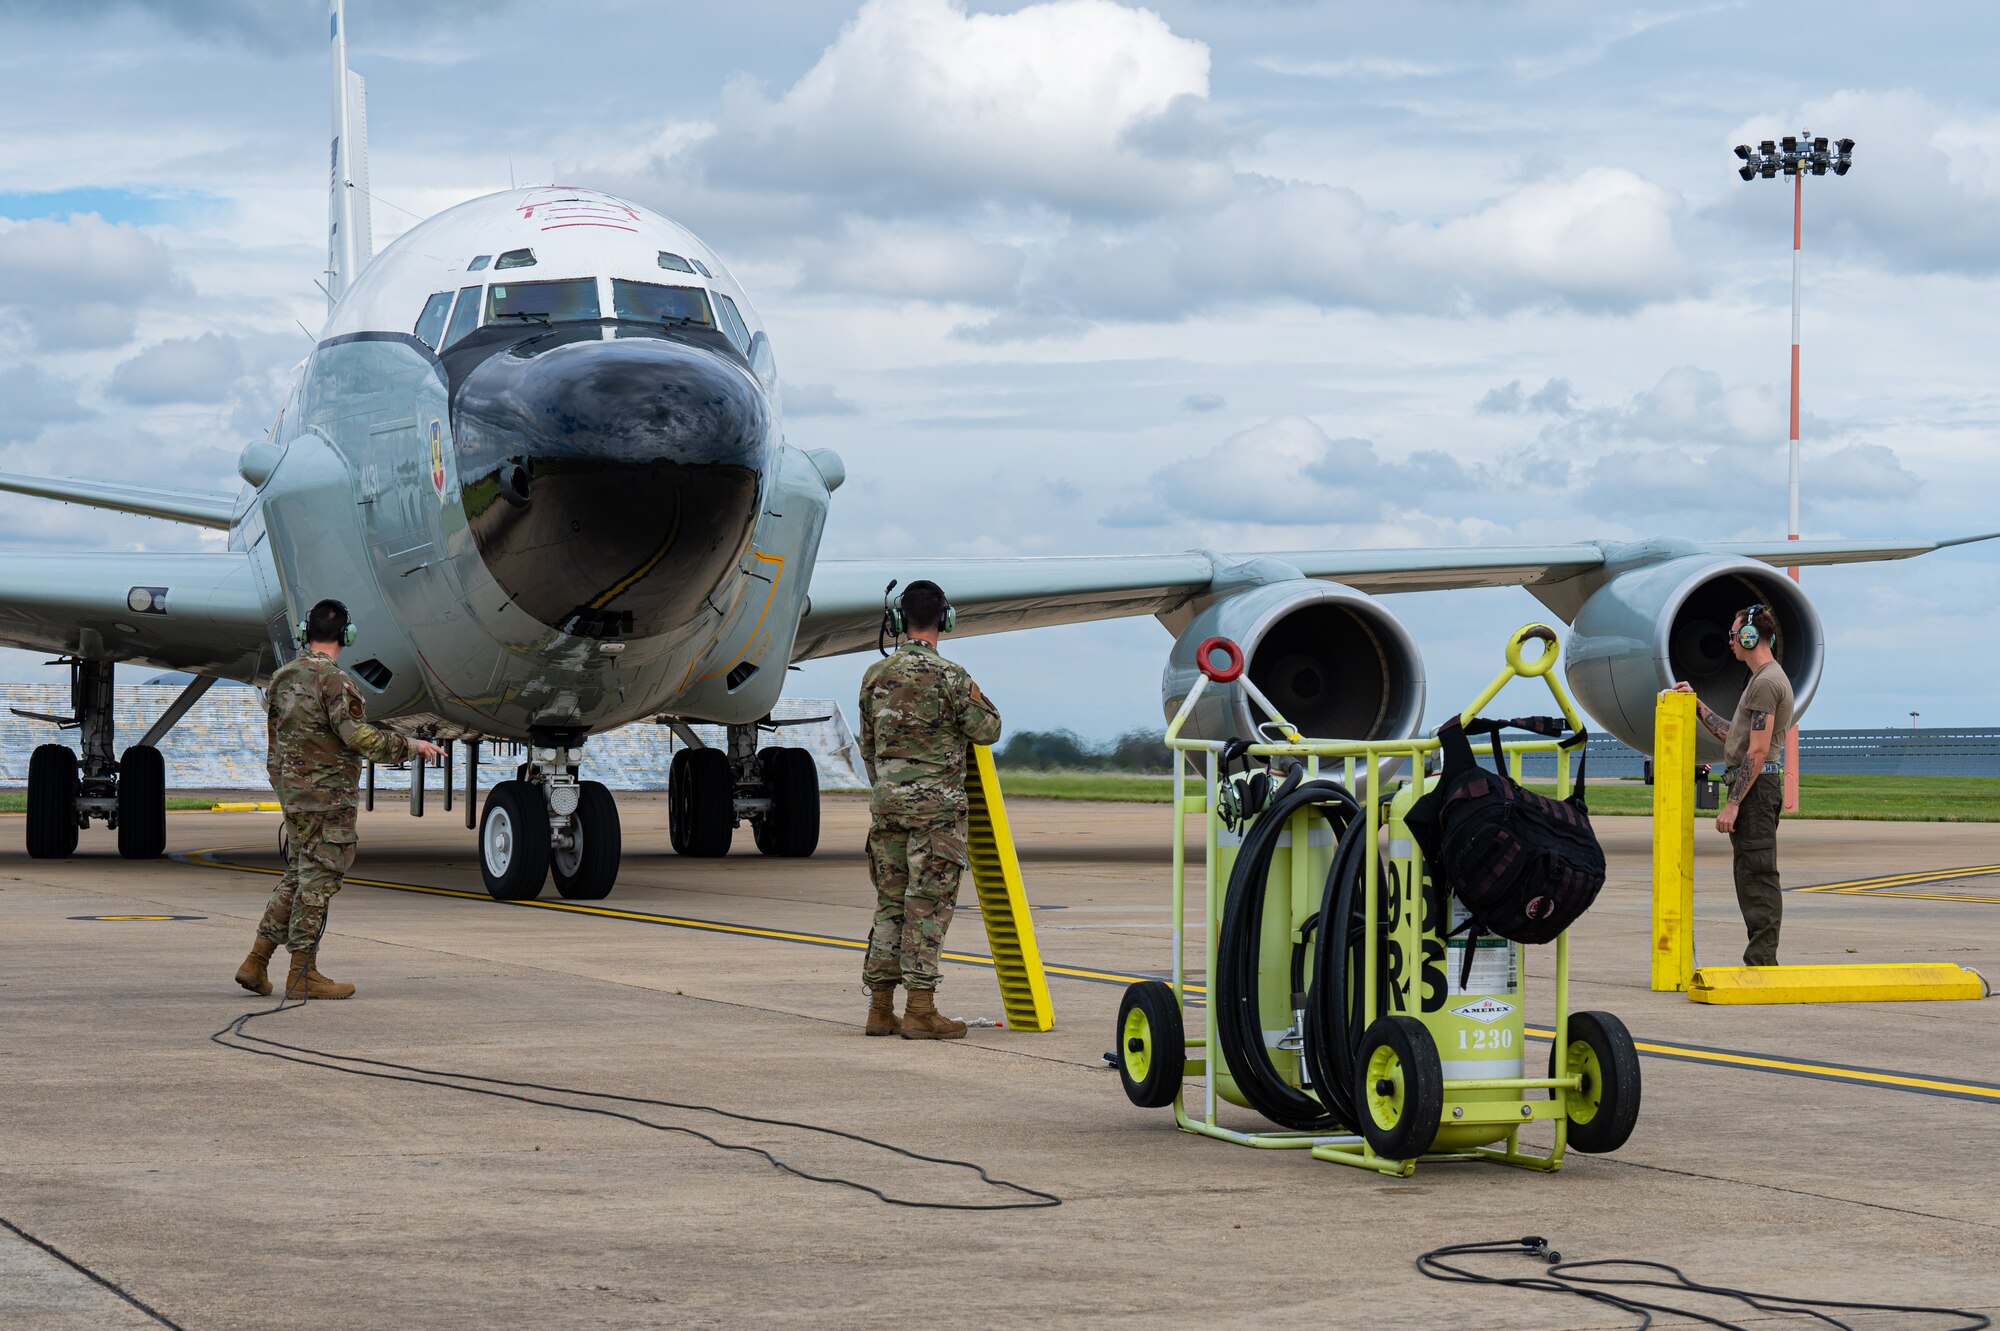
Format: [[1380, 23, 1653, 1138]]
[[1356, 1015, 1444, 1161], [552, 780, 621, 901], [1115, 980, 1186, 1109], [753, 747, 820, 858], [667, 750, 692, 855], [26, 744, 79, 859], [672, 747, 734, 857], [479, 780, 551, 901], [116, 744, 168, 860], [1552, 1010, 1641, 1154]]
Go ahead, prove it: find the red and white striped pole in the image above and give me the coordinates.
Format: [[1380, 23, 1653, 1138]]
[[1735, 132, 1851, 814], [1784, 166, 1802, 813]]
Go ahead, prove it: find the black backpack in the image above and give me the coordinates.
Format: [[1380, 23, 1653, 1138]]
[[1405, 716, 1606, 970]]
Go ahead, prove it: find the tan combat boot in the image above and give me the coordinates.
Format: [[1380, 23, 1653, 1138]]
[[865, 985, 899, 1037], [899, 989, 966, 1040], [234, 937, 277, 996], [284, 952, 356, 1000]]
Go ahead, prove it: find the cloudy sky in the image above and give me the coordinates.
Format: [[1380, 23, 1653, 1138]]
[[1, 0, 1994, 742]]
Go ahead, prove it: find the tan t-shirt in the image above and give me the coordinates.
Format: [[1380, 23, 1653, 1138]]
[[1723, 661, 1795, 770]]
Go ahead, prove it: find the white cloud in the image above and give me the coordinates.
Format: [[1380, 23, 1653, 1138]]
[[0, 214, 181, 349], [784, 382, 861, 417], [107, 331, 244, 405], [800, 224, 1024, 302], [0, 362, 90, 442], [698, 0, 1230, 216]]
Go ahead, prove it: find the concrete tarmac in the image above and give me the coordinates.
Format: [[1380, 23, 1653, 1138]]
[[3, 794, 1996, 1329]]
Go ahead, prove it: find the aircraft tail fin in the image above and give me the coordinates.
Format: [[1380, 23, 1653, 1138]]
[[0, 470, 236, 531], [324, 0, 372, 311]]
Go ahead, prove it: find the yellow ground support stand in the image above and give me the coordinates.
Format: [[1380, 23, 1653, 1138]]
[[1690, 963, 1988, 1004], [1649, 693, 1989, 1006], [1651, 691, 1697, 993], [964, 745, 1056, 1031]]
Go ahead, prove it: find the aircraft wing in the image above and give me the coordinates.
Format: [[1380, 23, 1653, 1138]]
[[793, 534, 1996, 661], [0, 551, 272, 681]]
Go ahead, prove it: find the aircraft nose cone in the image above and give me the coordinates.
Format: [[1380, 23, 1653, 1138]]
[[451, 334, 771, 638]]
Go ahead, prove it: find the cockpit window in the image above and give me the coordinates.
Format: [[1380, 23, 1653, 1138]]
[[468, 255, 492, 272], [441, 284, 482, 349], [657, 251, 695, 274], [486, 278, 600, 326], [612, 279, 714, 327], [495, 248, 536, 270], [413, 291, 454, 350], [690, 258, 714, 278], [712, 292, 751, 355]]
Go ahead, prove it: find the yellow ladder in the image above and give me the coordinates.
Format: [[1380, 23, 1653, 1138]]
[[963, 745, 1056, 1031]]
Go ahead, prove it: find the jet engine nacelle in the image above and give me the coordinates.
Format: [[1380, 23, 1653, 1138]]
[[1162, 580, 1426, 744], [1564, 555, 1823, 758]]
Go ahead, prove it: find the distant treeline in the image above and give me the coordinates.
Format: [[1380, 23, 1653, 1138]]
[[995, 728, 1173, 774]]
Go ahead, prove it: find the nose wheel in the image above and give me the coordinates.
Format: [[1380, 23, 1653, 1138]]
[[477, 776, 624, 902]]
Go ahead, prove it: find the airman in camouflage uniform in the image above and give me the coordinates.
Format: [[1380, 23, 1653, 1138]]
[[234, 599, 438, 1000], [858, 580, 1001, 1039]]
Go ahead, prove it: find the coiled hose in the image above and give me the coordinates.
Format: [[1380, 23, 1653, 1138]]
[[1212, 775, 1361, 1131]]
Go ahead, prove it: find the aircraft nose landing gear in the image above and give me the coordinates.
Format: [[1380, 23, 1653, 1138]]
[[477, 730, 621, 901]]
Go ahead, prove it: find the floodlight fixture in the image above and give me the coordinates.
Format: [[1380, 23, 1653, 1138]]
[[1739, 163, 1757, 180], [1735, 143, 1753, 160]]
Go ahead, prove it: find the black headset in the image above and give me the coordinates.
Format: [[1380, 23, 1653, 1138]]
[[877, 579, 956, 655], [1736, 603, 1768, 651], [296, 599, 358, 649]]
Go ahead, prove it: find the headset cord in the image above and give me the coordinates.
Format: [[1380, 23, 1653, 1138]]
[[211, 996, 1060, 1212], [1417, 1237, 1990, 1331]]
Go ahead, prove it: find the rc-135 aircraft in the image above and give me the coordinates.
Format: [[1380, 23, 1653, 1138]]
[[2, 1, 1988, 900]]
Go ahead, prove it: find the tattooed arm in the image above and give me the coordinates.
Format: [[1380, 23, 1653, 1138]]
[[1694, 699, 1732, 744], [1728, 710, 1775, 805]]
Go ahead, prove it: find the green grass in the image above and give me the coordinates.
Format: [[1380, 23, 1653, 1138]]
[[998, 769, 2000, 822], [0, 793, 219, 813]]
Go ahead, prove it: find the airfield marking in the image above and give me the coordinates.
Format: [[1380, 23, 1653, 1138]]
[[1793, 864, 2000, 896], [175, 846, 2000, 1107]]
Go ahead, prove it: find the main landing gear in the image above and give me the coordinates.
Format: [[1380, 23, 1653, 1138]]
[[477, 728, 622, 903], [667, 721, 820, 860], [19, 657, 204, 860], [472, 719, 823, 903]]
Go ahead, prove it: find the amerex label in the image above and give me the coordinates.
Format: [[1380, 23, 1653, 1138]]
[[1451, 997, 1515, 1024]]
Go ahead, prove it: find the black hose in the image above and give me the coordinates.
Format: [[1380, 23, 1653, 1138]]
[[1213, 777, 1361, 1131], [1301, 813, 1368, 1128]]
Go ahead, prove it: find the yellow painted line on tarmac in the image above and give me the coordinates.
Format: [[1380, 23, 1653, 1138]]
[[174, 847, 2000, 1106], [1795, 864, 2000, 895], [177, 848, 1144, 987]]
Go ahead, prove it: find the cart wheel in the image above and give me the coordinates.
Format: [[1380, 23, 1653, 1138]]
[[1115, 981, 1185, 1109], [1551, 1010, 1641, 1154], [1356, 1015, 1443, 1160]]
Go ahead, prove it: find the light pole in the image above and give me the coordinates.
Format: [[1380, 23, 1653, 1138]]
[[1909, 711, 1920, 732], [1732, 131, 1854, 812]]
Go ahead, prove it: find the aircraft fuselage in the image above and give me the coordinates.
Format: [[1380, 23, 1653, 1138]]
[[233, 187, 835, 744]]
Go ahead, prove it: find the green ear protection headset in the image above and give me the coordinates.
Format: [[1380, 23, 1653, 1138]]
[[296, 600, 358, 649], [877, 580, 956, 655], [1736, 603, 1767, 651]]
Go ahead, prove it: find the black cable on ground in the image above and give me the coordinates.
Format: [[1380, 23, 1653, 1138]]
[[210, 997, 1059, 1212], [0, 1214, 188, 1330], [1417, 1236, 1990, 1330], [1213, 776, 1360, 1131]]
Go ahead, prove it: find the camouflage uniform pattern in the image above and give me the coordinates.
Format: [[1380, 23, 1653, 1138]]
[[858, 641, 1002, 991], [256, 648, 416, 954]]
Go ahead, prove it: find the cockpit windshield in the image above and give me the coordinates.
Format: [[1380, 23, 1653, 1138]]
[[611, 279, 714, 328], [486, 278, 599, 326]]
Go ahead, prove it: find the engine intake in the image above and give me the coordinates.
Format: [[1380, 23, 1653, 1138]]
[[1162, 580, 1426, 743], [1564, 555, 1822, 758]]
